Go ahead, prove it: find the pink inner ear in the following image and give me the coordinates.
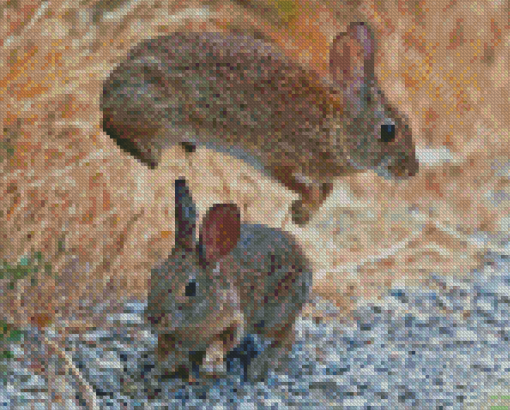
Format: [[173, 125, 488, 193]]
[[200, 204, 241, 264], [347, 22, 375, 59], [330, 35, 365, 85], [330, 23, 377, 86], [330, 32, 349, 83]]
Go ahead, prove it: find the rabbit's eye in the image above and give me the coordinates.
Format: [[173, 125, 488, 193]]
[[380, 124, 396, 143], [185, 280, 197, 297]]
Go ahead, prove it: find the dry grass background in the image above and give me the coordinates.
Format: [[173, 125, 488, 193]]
[[0, 0, 508, 334]]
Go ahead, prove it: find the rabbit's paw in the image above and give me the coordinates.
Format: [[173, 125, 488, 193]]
[[202, 339, 227, 377], [291, 199, 314, 225]]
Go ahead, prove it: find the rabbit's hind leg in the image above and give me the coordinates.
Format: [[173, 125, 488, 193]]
[[246, 322, 297, 383]]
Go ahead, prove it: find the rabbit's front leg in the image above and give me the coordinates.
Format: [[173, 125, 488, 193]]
[[155, 334, 189, 377], [291, 182, 334, 226], [272, 165, 333, 225], [202, 311, 245, 377]]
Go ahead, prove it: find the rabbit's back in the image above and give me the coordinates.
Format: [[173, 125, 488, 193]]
[[224, 224, 312, 335], [103, 32, 350, 174], [134, 31, 341, 132]]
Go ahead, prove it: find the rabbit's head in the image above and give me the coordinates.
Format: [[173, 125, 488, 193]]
[[330, 22, 419, 180], [146, 179, 244, 373]]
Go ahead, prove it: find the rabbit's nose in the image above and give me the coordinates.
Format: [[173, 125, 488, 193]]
[[401, 148, 420, 178], [146, 313, 162, 325], [406, 155, 419, 177]]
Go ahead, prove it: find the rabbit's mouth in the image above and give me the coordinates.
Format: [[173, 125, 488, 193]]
[[145, 312, 164, 326], [376, 164, 417, 181], [374, 152, 419, 180]]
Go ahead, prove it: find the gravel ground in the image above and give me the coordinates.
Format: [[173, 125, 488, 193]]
[[1, 253, 509, 409]]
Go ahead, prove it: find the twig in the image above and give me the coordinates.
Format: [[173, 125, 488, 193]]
[[40, 330, 99, 410]]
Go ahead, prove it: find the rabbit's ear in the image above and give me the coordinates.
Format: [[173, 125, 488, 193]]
[[330, 22, 376, 101], [198, 204, 241, 266], [174, 178, 197, 250]]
